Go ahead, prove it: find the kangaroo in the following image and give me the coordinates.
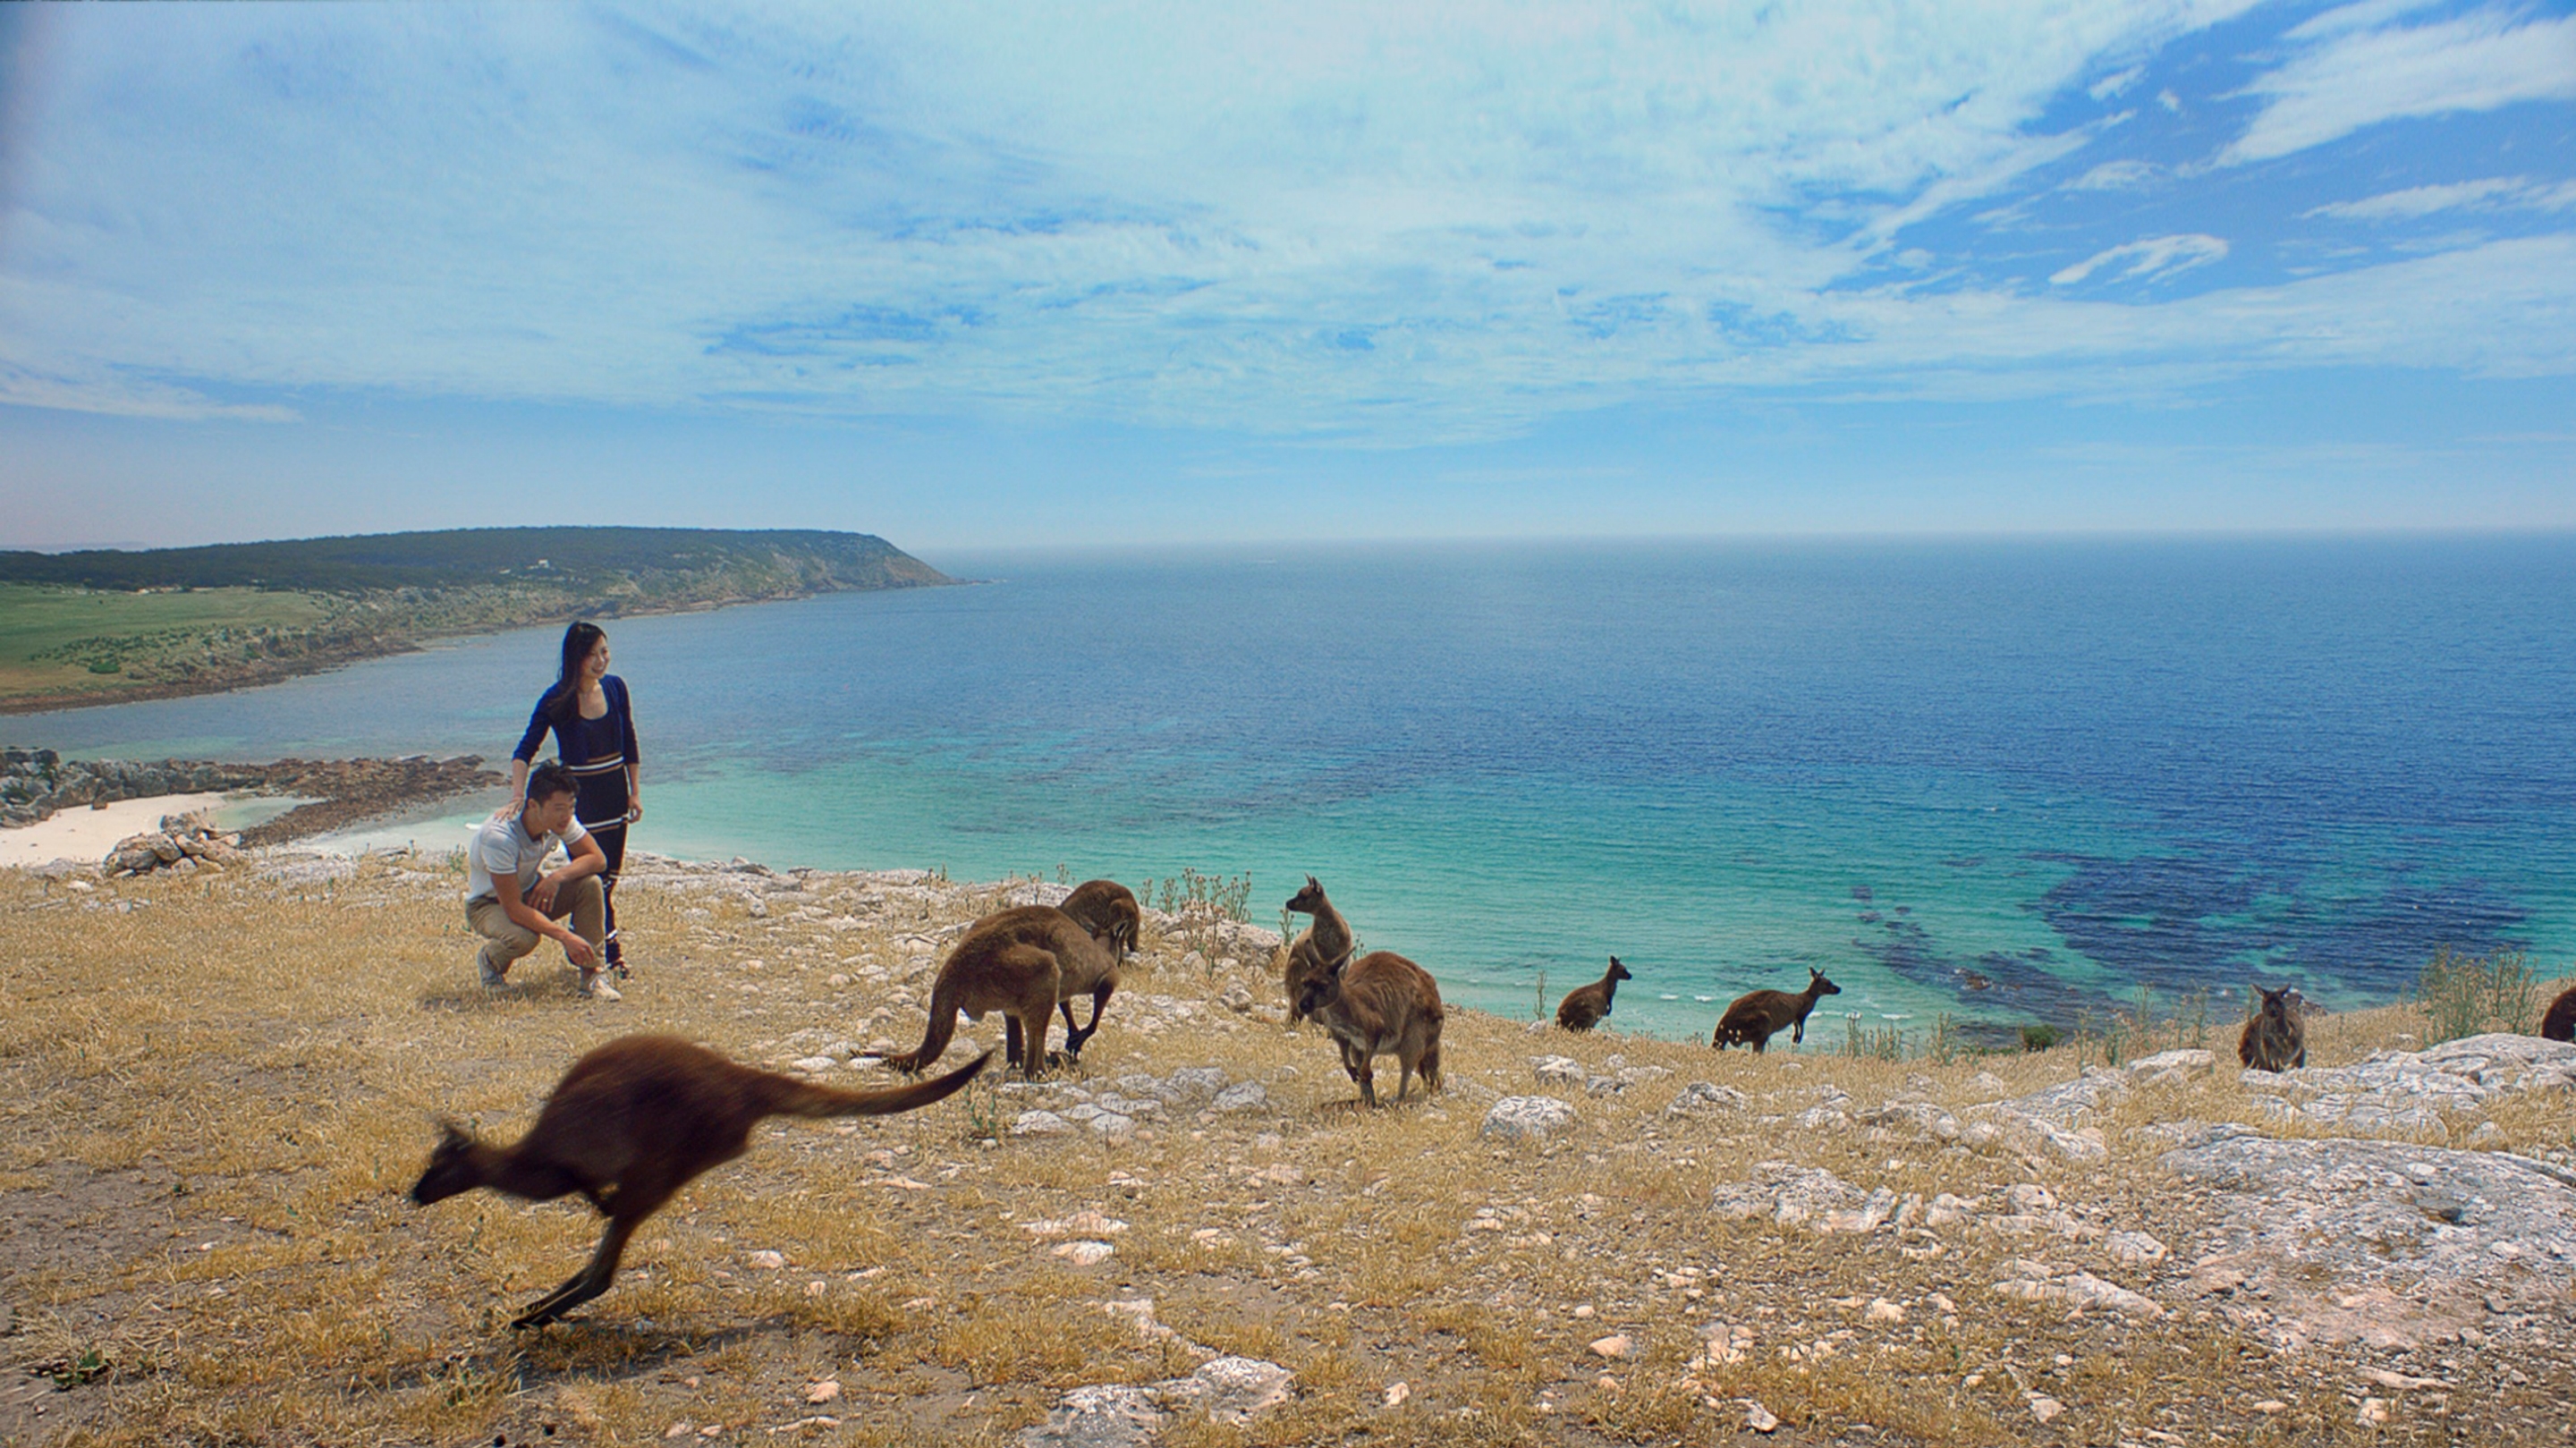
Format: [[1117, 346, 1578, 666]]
[[1292, 951, 1445, 1107], [409, 1035, 988, 1328], [1556, 956, 1632, 1032], [887, 904, 1123, 1078], [1282, 876, 1355, 1025], [1712, 969, 1841, 1053], [1052, 879, 1141, 1060], [2543, 983, 2576, 1043], [2237, 984, 2307, 1071]]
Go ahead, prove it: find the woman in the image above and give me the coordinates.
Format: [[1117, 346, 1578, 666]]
[[502, 622, 641, 978]]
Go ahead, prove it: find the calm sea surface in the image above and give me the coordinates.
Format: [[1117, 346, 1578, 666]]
[[14, 536, 2574, 1040]]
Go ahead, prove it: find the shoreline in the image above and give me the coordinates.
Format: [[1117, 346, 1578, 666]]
[[0, 758, 502, 865]]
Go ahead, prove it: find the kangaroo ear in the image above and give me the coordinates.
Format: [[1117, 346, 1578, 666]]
[[1306, 875, 1321, 891]]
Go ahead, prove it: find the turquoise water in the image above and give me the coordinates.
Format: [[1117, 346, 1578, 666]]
[[13, 535, 2574, 1040]]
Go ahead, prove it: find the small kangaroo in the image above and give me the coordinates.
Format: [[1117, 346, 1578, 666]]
[[1053, 879, 1142, 1059], [1712, 969, 1841, 1053], [2543, 983, 2576, 1043], [410, 1035, 989, 1328], [888, 904, 1123, 1078], [2237, 984, 2307, 1071], [1556, 956, 1632, 1032], [1282, 876, 1355, 1025], [1292, 950, 1445, 1107]]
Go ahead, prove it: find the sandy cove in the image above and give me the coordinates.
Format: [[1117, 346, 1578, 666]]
[[2, 843, 2572, 1446]]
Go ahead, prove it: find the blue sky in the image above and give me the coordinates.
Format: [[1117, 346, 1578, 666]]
[[1, 1, 2571, 552]]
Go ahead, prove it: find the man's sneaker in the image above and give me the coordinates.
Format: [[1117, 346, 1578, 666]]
[[479, 956, 510, 989], [581, 971, 623, 1003]]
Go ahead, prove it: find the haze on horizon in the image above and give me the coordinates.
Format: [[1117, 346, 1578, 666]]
[[1, 2, 2572, 555]]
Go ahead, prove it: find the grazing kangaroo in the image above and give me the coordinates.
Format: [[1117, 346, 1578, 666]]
[[2543, 983, 2576, 1043], [888, 904, 1123, 1078], [2237, 984, 2307, 1071], [1053, 879, 1141, 1060], [410, 1035, 988, 1329], [1556, 956, 1632, 1031], [1282, 876, 1355, 1025], [1292, 951, 1445, 1107], [1712, 969, 1841, 1053]]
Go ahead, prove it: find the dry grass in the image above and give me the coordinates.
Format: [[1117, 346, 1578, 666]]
[[1, 855, 2571, 1445]]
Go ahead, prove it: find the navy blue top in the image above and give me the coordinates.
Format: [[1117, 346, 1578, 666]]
[[514, 674, 640, 777]]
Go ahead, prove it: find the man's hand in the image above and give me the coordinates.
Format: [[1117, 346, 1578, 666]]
[[560, 930, 597, 969], [530, 875, 560, 914]]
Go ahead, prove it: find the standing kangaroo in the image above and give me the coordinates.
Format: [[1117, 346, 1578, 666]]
[[409, 1035, 989, 1328], [1292, 951, 1445, 1107], [2237, 984, 2307, 1071], [1282, 876, 1355, 1025], [1053, 879, 1142, 1060], [2539, 983, 2576, 1043], [888, 904, 1123, 1078], [1556, 956, 1632, 1031], [1712, 969, 1842, 1053]]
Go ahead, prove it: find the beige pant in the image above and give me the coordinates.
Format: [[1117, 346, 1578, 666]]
[[467, 876, 605, 985]]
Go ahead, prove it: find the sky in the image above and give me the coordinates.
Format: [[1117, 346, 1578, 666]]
[[1, 1, 2572, 554]]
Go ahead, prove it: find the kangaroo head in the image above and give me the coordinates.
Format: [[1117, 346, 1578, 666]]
[[1285, 875, 1328, 916], [1809, 969, 1841, 997], [1062, 880, 1141, 955], [2257, 984, 2300, 1027], [1292, 956, 1347, 1020], [409, 1120, 483, 1207], [1608, 956, 1632, 982]]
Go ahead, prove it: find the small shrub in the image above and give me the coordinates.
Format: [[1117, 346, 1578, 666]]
[[2019, 1023, 2061, 1053], [2416, 946, 2538, 1045]]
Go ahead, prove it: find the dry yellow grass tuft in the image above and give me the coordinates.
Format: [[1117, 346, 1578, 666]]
[[1, 854, 2570, 1445]]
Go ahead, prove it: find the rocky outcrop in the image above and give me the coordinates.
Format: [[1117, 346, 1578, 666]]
[[1018, 1357, 1292, 1448], [1, 749, 498, 840], [2238, 1033, 2576, 1139], [104, 811, 245, 877], [2161, 1128, 2576, 1349]]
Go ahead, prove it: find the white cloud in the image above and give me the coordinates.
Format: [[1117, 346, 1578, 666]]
[[2305, 175, 2533, 221], [2067, 158, 2163, 191], [2049, 233, 2228, 285], [2225, 7, 2576, 164]]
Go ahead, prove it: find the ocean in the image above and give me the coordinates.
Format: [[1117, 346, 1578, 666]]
[[13, 534, 2574, 1041]]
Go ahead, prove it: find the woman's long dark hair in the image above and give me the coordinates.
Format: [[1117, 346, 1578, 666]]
[[546, 622, 606, 725]]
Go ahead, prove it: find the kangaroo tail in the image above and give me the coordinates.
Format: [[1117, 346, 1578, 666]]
[[886, 976, 964, 1074], [764, 1051, 994, 1119]]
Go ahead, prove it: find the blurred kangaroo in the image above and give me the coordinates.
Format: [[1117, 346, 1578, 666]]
[[1712, 969, 1841, 1053], [410, 1035, 988, 1328], [1052, 879, 1142, 1059], [888, 903, 1123, 1078], [2543, 983, 2576, 1043], [1556, 956, 1632, 1031], [2237, 984, 2306, 1071], [1282, 876, 1354, 1025], [1292, 950, 1445, 1107]]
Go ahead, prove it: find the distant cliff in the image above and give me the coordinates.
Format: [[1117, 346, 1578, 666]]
[[0, 527, 953, 713]]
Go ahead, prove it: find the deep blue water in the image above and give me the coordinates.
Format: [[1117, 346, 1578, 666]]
[[13, 535, 2574, 1040]]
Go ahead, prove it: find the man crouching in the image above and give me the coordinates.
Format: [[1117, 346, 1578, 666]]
[[465, 761, 620, 1001]]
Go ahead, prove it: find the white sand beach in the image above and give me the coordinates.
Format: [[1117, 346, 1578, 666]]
[[0, 792, 232, 870]]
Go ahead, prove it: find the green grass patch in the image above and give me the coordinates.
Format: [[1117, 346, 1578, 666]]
[[0, 584, 334, 703]]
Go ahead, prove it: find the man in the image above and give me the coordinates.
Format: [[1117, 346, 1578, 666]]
[[465, 760, 621, 1000]]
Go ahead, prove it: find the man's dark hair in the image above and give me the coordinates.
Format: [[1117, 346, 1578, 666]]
[[526, 761, 579, 804]]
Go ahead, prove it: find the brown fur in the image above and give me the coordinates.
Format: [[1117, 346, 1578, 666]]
[[2237, 984, 2307, 1071], [2541, 984, 2576, 1043], [1291, 950, 1445, 1107], [1712, 969, 1841, 1053], [1282, 876, 1354, 1025], [1556, 956, 1631, 1031], [887, 903, 1123, 1078], [1052, 879, 1140, 1058], [409, 1034, 988, 1328]]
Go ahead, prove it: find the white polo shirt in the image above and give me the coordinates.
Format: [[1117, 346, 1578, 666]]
[[465, 811, 589, 903]]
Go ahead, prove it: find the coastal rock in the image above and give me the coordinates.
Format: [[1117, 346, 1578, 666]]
[[1665, 1081, 1748, 1117], [2238, 1034, 2576, 1138], [1993, 1266, 2162, 1317], [2125, 1048, 2216, 1085], [1530, 1055, 1584, 1086], [1210, 1081, 1267, 1114], [1019, 1358, 1294, 1448], [1011, 1111, 1074, 1137], [1713, 1162, 1889, 1232], [2161, 1133, 2576, 1349], [1480, 1096, 1578, 1142]]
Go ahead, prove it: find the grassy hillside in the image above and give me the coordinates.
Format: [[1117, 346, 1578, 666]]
[[0, 528, 951, 713]]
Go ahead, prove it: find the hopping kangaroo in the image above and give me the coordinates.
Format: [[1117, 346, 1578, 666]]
[[1051, 879, 1142, 1060], [1282, 876, 1355, 1025], [2237, 984, 2307, 1071], [2544, 983, 2576, 1043], [1712, 969, 1841, 1053], [1556, 956, 1632, 1032], [1292, 951, 1445, 1107], [410, 1035, 988, 1328], [888, 903, 1123, 1078]]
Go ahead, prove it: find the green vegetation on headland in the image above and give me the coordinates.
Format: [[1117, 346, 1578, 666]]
[[0, 527, 951, 712]]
